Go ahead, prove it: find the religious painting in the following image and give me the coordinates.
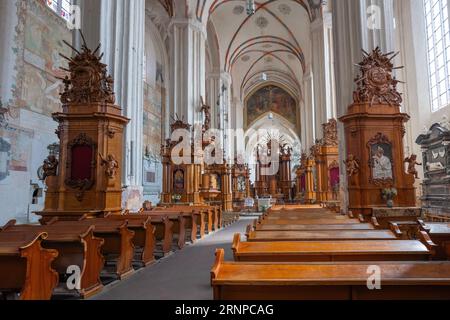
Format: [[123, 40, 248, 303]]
[[173, 169, 185, 192], [368, 133, 394, 185], [245, 85, 297, 128], [210, 173, 221, 191], [237, 175, 246, 192]]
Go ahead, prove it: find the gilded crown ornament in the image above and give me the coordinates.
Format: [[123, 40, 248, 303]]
[[353, 47, 404, 106]]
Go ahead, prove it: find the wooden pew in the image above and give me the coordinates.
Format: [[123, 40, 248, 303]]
[[232, 233, 435, 262], [1, 221, 104, 298], [0, 231, 58, 300], [211, 249, 450, 300], [259, 217, 361, 225], [49, 219, 135, 280], [254, 222, 376, 232], [173, 205, 222, 231], [246, 228, 401, 242], [419, 221, 450, 259], [105, 214, 156, 266], [149, 208, 205, 241], [139, 211, 179, 253]]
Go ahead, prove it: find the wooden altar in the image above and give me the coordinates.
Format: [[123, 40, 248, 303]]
[[339, 47, 416, 218], [309, 119, 340, 203], [37, 38, 129, 223], [160, 118, 202, 205], [201, 161, 233, 211], [231, 159, 251, 210], [254, 138, 293, 202]]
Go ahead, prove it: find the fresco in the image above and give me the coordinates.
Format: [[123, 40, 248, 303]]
[[14, 0, 71, 117], [246, 86, 297, 128], [143, 79, 164, 157]]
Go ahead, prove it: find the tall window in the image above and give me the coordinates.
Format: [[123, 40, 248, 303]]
[[46, 0, 72, 22], [424, 0, 450, 112]]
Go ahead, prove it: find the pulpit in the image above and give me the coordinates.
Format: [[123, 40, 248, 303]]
[[37, 39, 129, 223], [339, 47, 416, 218]]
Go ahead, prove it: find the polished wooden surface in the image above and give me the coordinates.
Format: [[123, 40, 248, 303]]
[[1, 222, 104, 298], [255, 223, 375, 231], [0, 231, 59, 300], [233, 234, 431, 262], [50, 219, 135, 279], [211, 249, 450, 300]]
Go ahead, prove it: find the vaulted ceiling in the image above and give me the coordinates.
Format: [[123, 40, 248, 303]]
[[148, 0, 317, 105], [206, 0, 313, 102]]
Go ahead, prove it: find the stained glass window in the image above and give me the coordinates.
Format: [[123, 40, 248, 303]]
[[46, 0, 72, 22], [424, 0, 450, 111]]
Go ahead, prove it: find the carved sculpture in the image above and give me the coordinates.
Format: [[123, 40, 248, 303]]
[[59, 33, 115, 105], [200, 96, 211, 132], [344, 154, 360, 177], [42, 155, 59, 180], [353, 47, 403, 106], [322, 119, 338, 146], [100, 154, 119, 180], [404, 154, 422, 179]]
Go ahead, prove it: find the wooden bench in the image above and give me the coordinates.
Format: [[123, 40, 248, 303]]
[[420, 221, 450, 259], [1, 221, 104, 298], [105, 214, 156, 266], [172, 205, 222, 230], [0, 231, 58, 300], [254, 222, 376, 232], [259, 217, 361, 225], [139, 211, 181, 253], [211, 249, 450, 300], [246, 228, 401, 242], [150, 208, 205, 240], [49, 219, 135, 280], [232, 233, 435, 262]]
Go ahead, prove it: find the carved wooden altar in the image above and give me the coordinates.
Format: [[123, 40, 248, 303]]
[[201, 161, 233, 211], [339, 47, 416, 217], [231, 159, 251, 210], [161, 119, 202, 205], [254, 138, 293, 202], [416, 123, 450, 216], [37, 39, 129, 223], [315, 119, 340, 202]]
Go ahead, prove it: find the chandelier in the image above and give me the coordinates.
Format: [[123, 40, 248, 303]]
[[246, 0, 256, 16]]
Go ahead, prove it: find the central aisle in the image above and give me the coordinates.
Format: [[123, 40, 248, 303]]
[[92, 217, 253, 300]]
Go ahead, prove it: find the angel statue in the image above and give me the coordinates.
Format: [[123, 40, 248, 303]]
[[404, 154, 422, 179], [100, 154, 119, 179]]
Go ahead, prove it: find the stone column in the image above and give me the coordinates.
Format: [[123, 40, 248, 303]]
[[332, 0, 396, 212], [168, 18, 206, 126], [74, 0, 145, 211], [301, 71, 315, 151], [311, 10, 336, 139]]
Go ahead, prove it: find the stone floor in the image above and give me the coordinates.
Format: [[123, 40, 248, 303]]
[[92, 217, 254, 300]]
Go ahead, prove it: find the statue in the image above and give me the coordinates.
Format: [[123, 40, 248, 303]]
[[200, 96, 211, 132], [42, 155, 59, 180], [404, 154, 422, 179], [100, 154, 119, 179], [322, 119, 338, 146], [344, 154, 360, 177]]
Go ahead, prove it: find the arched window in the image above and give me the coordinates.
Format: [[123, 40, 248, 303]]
[[424, 0, 450, 112], [46, 0, 72, 22]]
